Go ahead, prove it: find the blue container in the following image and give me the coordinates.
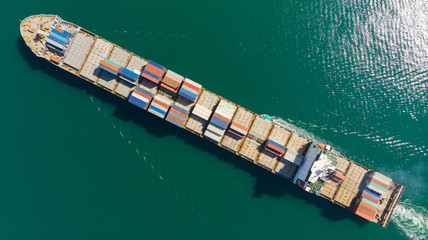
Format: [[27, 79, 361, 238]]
[[210, 116, 228, 130], [62, 30, 74, 38], [52, 29, 69, 40], [178, 88, 197, 101], [48, 34, 67, 46], [50, 32, 68, 43], [99, 64, 119, 75], [134, 86, 153, 97], [166, 117, 183, 128], [149, 105, 166, 115], [363, 188, 381, 201], [148, 60, 166, 71], [267, 139, 286, 150], [120, 68, 139, 82], [169, 110, 186, 121], [129, 96, 147, 110], [172, 104, 189, 115], [143, 69, 162, 80]]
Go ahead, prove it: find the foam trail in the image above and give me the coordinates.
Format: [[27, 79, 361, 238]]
[[391, 199, 428, 240]]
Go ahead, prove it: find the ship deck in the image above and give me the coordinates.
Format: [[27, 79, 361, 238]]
[[20, 14, 405, 228]]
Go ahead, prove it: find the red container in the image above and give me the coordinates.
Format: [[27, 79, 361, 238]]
[[183, 81, 200, 92], [369, 177, 389, 189], [228, 128, 245, 138], [361, 193, 379, 204], [55, 27, 64, 33], [141, 72, 160, 84], [213, 113, 230, 123], [354, 201, 376, 221], [170, 108, 187, 118], [100, 60, 119, 72], [167, 114, 185, 124], [152, 98, 170, 109], [160, 82, 178, 93], [133, 89, 151, 100], [231, 122, 248, 132], [145, 64, 165, 76]]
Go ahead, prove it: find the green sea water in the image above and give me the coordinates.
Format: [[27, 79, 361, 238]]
[[1, 0, 427, 239]]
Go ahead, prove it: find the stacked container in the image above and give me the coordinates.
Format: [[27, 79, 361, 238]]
[[364, 171, 390, 198], [141, 60, 166, 84], [354, 195, 378, 221], [128, 86, 153, 110], [185, 90, 219, 134], [204, 99, 237, 143], [161, 70, 184, 93], [46, 27, 70, 53], [119, 68, 140, 83], [99, 58, 121, 75], [178, 78, 202, 102], [148, 95, 173, 118], [257, 125, 291, 170], [264, 140, 286, 157], [220, 107, 255, 152], [279, 133, 310, 166], [166, 96, 196, 128]]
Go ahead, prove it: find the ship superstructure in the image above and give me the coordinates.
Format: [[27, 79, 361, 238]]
[[20, 14, 404, 227]]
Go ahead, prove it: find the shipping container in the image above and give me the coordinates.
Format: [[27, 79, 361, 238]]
[[148, 95, 173, 118], [220, 107, 255, 152], [354, 201, 377, 222], [52, 28, 69, 40], [366, 183, 386, 196], [50, 30, 68, 42], [248, 116, 273, 142], [141, 60, 166, 84], [203, 98, 237, 143], [281, 133, 310, 166], [54, 27, 64, 33], [46, 38, 65, 51], [266, 124, 292, 153], [165, 96, 195, 128], [178, 78, 202, 102], [185, 89, 219, 134], [368, 176, 390, 189], [99, 63, 119, 75], [48, 33, 67, 45], [372, 172, 393, 186], [161, 70, 184, 93], [368, 181, 387, 192], [361, 193, 380, 204], [363, 188, 382, 200], [126, 55, 148, 75], [128, 86, 153, 110], [119, 67, 139, 82]]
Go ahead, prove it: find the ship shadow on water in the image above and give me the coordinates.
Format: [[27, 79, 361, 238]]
[[18, 37, 368, 228]]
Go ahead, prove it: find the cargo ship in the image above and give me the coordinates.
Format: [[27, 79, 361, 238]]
[[20, 14, 404, 227]]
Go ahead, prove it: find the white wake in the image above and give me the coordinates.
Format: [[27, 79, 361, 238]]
[[391, 199, 428, 240]]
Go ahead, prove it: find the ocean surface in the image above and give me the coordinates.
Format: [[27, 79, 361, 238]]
[[1, 0, 427, 239]]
